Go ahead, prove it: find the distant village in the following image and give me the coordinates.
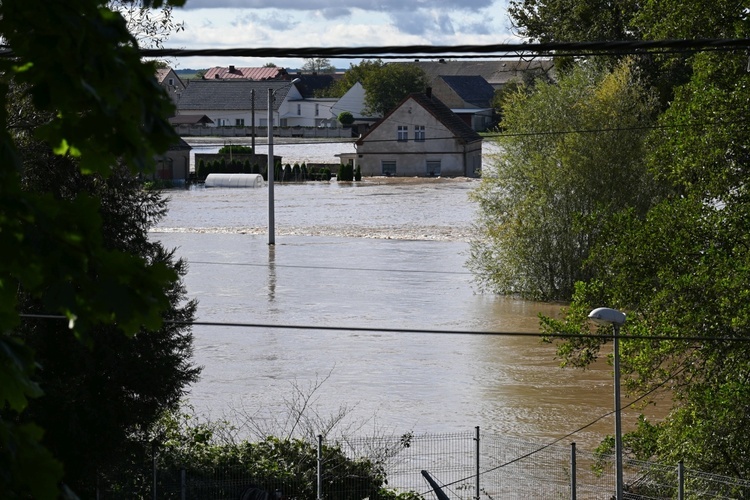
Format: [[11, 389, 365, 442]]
[[155, 60, 553, 180]]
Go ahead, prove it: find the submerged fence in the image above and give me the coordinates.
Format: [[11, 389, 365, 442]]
[[101, 429, 750, 499]]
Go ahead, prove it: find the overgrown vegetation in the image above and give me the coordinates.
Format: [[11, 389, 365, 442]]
[[472, 0, 750, 478]]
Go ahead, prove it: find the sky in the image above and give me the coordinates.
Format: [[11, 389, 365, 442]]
[[166, 0, 521, 70]]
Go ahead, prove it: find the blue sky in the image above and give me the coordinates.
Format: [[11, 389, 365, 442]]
[[167, 0, 520, 70]]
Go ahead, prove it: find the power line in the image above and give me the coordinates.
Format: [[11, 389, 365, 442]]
[[134, 39, 750, 60], [17, 314, 750, 342]]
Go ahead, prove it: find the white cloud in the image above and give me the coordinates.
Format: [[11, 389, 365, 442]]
[[166, 2, 519, 70]]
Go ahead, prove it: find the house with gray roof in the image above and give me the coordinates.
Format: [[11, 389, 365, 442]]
[[344, 89, 482, 178], [432, 75, 496, 131], [176, 79, 336, 129], [396, 59, 555, 91]]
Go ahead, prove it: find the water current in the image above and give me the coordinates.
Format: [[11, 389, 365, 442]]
[[151, 139, 653, 452]]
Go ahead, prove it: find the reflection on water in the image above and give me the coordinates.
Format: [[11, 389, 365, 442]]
[[153, 177, 653, 451]]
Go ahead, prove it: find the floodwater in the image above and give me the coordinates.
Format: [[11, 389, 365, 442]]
[[152, 139, 652, 452]]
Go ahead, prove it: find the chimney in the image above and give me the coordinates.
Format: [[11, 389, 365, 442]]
[[426, 87, 432, 99], [229, 65, 236, 72]]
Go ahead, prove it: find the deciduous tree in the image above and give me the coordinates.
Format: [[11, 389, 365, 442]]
[[0, 0, 191, 496], [469, 60, 659, 300]]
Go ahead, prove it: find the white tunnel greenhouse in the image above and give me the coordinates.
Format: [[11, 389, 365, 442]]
[[204, 173, 263, 188]]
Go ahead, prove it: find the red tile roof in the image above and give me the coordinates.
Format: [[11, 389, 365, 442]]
[[202, 66, 288, 80]]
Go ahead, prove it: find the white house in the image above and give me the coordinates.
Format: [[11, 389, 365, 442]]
[[346, 90, 483, 178], [175, 79, 336, 128]]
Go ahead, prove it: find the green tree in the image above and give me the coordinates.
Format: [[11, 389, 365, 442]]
[[507, 0, 638, 43], [544, 50, 750, 477], [469, 60, 659, 300], [362, 63, 428, 116], [302, 57, 336, 74], [325, 59, 387, 98], [0, 0, 189, 496], [337, 111, 354, 126]]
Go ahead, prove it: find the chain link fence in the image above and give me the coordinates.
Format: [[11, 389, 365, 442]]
[[98, 429, 750, 499]]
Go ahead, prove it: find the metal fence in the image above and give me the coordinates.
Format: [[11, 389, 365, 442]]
[[101, 429, 750, 499]]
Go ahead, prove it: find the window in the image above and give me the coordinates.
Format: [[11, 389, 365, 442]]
[[382, 160, 397, 176], [426, 161, 441, 177], [397, 126, 408, 142], [315, 104, 320, 116], [297, 103, 301, 115], [235, 118, 245, 126], [217, 118, 229, 127], [414, 125, 425, 142], [168, 78, 174, 86]]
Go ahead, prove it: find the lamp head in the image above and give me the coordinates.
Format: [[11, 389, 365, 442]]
[[588, 307, 626, 326]]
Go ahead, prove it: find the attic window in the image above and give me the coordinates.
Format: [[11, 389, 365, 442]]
[[414, 125, 425, 142], [397, 125, 408, 142]]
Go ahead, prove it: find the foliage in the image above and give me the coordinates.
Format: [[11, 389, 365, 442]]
[[109, 0, 185, 50], [362, 63, 429, 116], [218, 144, 253, 154], [543, 48, 750, 476], [301, 57, 336, 74], [507, 0, 639, 43], [337, 111, 354, 126], [123, 406, 418, 499], [469, 60, 659, 300], [0, 0, 189, 496], [338, 163, 354, 182], [325, 59, 387, 98]]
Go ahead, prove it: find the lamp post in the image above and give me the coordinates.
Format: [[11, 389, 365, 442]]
[[588, 307, 626, 500], [251, 88, 255, 153], [267, 78, 300, 245]]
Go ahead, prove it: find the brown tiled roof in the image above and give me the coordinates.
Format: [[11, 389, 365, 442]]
[[203, 66, 289, 80]]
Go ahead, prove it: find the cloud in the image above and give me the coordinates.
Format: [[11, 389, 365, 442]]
[[182, 0, 494, 12]]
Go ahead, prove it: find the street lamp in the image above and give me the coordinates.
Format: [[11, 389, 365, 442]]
[[588, 307, 626, 500], [268, 78, 300, 245]]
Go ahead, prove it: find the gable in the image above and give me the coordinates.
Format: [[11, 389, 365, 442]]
[[357, 92, 482, 145]]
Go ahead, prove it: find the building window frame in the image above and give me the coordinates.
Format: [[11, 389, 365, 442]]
[[382, 160, 397, 176], [414, 125, 426, 142], [397, 126, 408, 142]]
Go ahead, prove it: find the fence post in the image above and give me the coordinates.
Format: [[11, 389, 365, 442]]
[[570, 443, 576, 500], [475, 426, 480, 500], [317, 434, 323, 500], [678, 460, 684, 500]]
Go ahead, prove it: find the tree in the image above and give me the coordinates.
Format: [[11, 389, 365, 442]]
[[109, 0, 185, 49], [337, 111, 354, 126], [13, 110, 200, 492], [0, 0, 190, 496], [469, 60, 659, 300], [542, 50, 750, 477], [323, 59, 387, 98], [362, 63, 428, 116], [302, 57, 336, 74], [507, 0, 639, 43]]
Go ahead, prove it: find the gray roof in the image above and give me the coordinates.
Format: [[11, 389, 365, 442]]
[[439, 75, 495, 107], [176, 79, 297, 112], [393, 59, 555, 87]]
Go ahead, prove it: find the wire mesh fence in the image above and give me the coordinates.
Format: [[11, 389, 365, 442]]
[[96, 429, 750, 499]]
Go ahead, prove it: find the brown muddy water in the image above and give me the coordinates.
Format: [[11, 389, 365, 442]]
[[151, 140, 664, 452]]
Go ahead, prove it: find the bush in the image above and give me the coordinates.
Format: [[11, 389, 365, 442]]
[[338, 163, 354, 182], [337, 111, 354, 126], [218, 144, 253, 154]]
